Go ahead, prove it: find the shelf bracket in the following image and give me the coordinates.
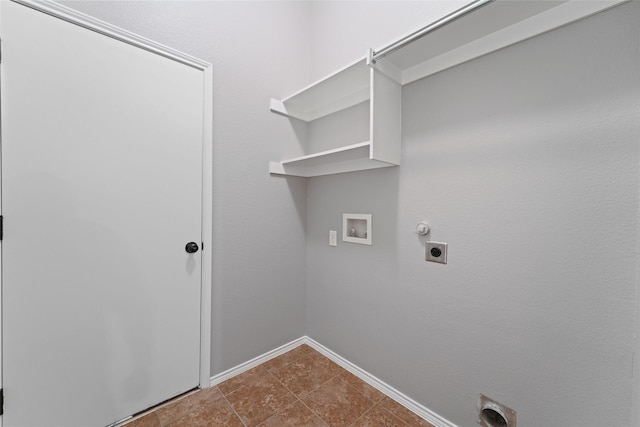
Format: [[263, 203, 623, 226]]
[[367, 48, 402, 84]]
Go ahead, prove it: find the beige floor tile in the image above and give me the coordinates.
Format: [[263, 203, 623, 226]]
[[217, 365, 269, 395], [262, 345, 310, 373], [257, 401, 329, 427], [124, 412, 161, 427], [156, 388, 225, 426], [165, 399, 244, 427], [379, 396, 436, 427], [338, 370, 386, 402], [272, 351, 344, 396], [225, 372, 297, 426], [352, 405, 409, 427], [301, 377, 374, 427]]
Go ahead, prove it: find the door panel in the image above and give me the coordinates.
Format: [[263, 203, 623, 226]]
[[1, 2, 204, 426]]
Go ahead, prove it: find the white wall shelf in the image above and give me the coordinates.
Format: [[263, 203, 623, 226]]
[[269, 0, 627, 178], [269, 57, 401, 178], [269, 141, 400, 178], [269, 58, 371, 122]]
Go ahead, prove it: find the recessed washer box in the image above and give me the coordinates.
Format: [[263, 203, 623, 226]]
[[342, 213, 372, 245]]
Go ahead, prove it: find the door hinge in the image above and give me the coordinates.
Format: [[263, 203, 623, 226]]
[[1, 388, 4, 415], [0, 215, 3, 241]]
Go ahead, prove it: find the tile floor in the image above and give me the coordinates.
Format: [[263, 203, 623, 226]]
[[123, 344, 435, 427]]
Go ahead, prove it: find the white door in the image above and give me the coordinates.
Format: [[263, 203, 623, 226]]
[[1, 2, 208, 426]]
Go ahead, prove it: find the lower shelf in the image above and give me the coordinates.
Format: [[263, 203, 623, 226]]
[[269, 141, 398, 178]]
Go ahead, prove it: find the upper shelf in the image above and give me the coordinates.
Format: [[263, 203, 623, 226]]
[[269, 57, 370, 122], [372, 0, 628, 85]]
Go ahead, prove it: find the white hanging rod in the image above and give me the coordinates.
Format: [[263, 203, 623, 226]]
[[371, 0, 495, 63]]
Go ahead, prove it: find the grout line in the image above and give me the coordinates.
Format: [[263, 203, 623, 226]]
[[335, 371, 381, 427], [216, 386, 249, 427], [264, 347, 347, 427], [267, 353, 311, 411], [256, 369, 300, 426], [294, 372, 342, 424], [348, 403, 376, 427], [296, 396, 328, 426], [291, 352, 373, 426], [221, 351, 311, 427]]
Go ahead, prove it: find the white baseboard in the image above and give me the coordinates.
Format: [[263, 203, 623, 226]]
[[209, 337, 306, 386], [209, 335, 457, 427]]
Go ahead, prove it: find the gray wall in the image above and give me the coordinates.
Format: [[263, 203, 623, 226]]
[[307, 1, 468, 80], [58, 0, 311, 375], [305, 2, 640, 426]]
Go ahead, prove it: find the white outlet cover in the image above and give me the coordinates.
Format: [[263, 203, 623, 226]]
[[329, 230, 337, 247]]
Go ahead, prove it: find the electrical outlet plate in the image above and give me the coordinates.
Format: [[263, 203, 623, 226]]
[[426, 241, 447, 264], [329, 230, 337, 247]]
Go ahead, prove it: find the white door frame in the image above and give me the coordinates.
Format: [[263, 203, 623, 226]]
[[0, 0, 214, 402]]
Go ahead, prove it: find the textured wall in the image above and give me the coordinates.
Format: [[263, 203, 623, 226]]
[[308, 1, 467, 80], [57, 0, 311, 375], [305, 2, 640, 426]]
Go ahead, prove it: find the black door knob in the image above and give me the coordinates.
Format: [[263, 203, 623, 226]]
[[185, 242, 199, 254]]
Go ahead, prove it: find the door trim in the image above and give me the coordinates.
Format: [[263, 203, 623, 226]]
[[200, 64, 213, 388], [1, 0, 214, 390], [11, 0, 211, 71]]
